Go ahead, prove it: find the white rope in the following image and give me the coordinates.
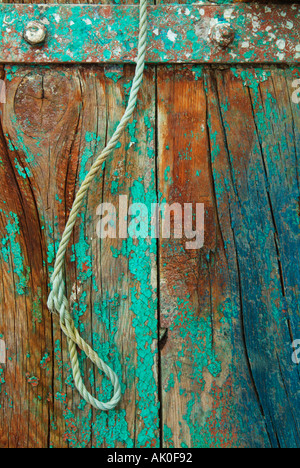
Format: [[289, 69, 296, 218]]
[[47, 0, 148, 411]]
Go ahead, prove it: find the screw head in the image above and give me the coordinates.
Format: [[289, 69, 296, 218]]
[[24, 21, 47, 46], [211, 23, 235, 49]]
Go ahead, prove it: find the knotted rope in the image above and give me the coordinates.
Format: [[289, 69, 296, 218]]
[[47, 0, 148, 411]]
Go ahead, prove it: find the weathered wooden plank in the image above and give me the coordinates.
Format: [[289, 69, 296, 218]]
[[157, 65, 300, 448], [0, 65, 83, 448], [0, 4, 299, 64], [0, 63, 159, 448], [0, 0, 300, 450]]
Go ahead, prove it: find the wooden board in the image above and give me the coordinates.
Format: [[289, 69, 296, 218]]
[[0, 0, 299, 449], [0, 64, 159, 448], [0, 4, 299, 64]]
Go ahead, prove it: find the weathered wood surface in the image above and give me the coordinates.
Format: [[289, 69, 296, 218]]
[[158, 65, 300, 448], [0, 64, 159, 448], [1, 4, 299, 64], [0, 0, 299, 449]]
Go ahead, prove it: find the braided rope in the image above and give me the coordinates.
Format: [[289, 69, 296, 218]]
[[47, 0, 148, 411]]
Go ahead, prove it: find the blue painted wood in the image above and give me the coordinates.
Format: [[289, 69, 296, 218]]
[[207, 66, 300, 447]]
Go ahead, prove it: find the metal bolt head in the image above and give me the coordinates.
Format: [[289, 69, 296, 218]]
[[211, 23, 235, 49], [24, 21, 47, 46]]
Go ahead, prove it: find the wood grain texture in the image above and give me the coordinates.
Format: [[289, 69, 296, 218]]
[[158, 65, 300, 448]]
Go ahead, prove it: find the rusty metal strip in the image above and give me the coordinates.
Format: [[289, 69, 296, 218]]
[[0, 3, 299, 64]]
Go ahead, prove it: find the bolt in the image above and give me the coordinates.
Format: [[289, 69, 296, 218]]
[[24, 21, 47, 46], [211, 22, 235, 49]]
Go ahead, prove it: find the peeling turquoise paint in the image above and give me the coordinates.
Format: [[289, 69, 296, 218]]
[[0, 210, 29, 295], [127, 120, 138, 147], [40, 352, 50, 370], [230, 67, 271, 91], [173, 296, 222, 389], [5, 65, 19, 82], [48, 90, 159, 447], [163, 424, 174, 447], [0, 369, 5, 394], [126, 178, 159, 447], [104, 66, 124, 83], [14, 158, 32, 179], [206, 65, 300, 447], [165, 373, 175, 392], [164, 166, 171, 183]]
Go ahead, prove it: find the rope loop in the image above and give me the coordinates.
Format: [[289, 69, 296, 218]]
[[47, 0, 148, 411]]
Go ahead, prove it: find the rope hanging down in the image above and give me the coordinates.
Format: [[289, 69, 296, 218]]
[[47, 0, 148, 411]]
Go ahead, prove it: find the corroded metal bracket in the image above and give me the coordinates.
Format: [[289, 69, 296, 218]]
[[0, 3, 299, 64]]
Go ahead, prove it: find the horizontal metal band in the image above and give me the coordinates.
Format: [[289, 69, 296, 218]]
[[0, 3, 299, 64]]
